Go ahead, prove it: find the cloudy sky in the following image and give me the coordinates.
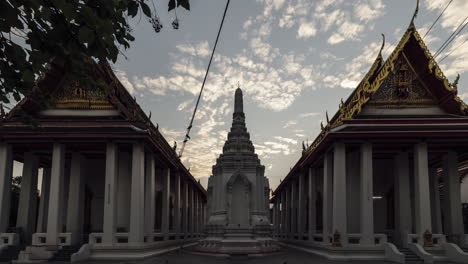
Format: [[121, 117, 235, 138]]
[[111, 0, 468, 190]]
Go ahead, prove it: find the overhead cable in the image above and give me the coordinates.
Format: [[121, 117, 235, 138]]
[[423, 0, 453, 39], [434, 15, 468, 58], [178, 0, 231, 158]]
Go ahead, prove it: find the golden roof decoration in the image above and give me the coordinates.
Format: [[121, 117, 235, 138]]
[[303, 0, 468, 154], [52, 78, 113, 110]]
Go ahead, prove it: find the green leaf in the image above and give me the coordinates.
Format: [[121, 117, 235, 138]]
[[168, 0, 176, 11], [127, 1, 138, 17], [140, 2, 151, 17], [78, 27, 95, 44], [22, 70, 34, 83]]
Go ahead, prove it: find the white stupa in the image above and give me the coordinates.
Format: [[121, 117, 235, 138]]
[[197, 87, 278, 255]]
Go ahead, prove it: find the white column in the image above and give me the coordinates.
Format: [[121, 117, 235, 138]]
[[0, 143, 13, 233], [194, 192, 199, 236], [308, 167, 317, 239], [442, 151, 464, 244], [323, 152, 333, 242], [46, 143, 65, 245], [173, 171, 181, 238], [129, 142, 145, 244], [360, 143, 374, 245], [17, 152, 39, 243], [103, 142, 118, 244], [280, 191, 286, 237], [182, 181, 188, 237], [37, 168, 51, 232], [161, 168, 171, 240], [297, 173, 305, 239], [190, 185, 195, 236], [429, 167, 442, 234], [413, 143, 432, 242], [144, 154, 156, 239], [274, 199, 280, 236], [66, 153, 85, 244], [291, 181, 297, 238], [394, 151, 412, 247], [333, 142, 347, 244], [285, 185, 291, 238]]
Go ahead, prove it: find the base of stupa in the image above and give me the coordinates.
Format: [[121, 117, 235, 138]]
[[194, 226, 280, 256]]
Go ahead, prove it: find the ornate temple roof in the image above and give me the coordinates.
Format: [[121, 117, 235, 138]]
[[213, 87, 263, 170], [272, 2, 468, 196], [0, 58, 205, 194]]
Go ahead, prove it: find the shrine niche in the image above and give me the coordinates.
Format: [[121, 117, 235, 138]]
[[368, 56, 436, 108]]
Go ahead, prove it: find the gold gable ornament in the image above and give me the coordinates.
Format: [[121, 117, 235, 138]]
[[53, 79, 113, 110]]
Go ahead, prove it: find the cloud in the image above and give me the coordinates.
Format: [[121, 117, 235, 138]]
[[328, 20, 365, 44], [299, 112, 320, 118], [176, 41, 210, 57], [425, 0, 468, 30], [354, 0, 385, 22], [283, 120, 297, 128], [114, 70, 135, 94], [274, 136, 298, 145], [297, 22, 317, 39]]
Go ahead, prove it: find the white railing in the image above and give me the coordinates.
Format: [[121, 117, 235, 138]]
[[346, 233, 387, 246], [0, 233, 19, 246], [32, 233, 71, 246], [407, 233, 446, 246]]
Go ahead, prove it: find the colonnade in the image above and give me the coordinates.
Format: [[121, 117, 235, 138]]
[[272, 141, 466, 248], [0, 141, 206, 248]]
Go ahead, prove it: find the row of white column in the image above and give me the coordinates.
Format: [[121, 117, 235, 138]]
[[0, 142, 206, 246], [272, 142, 465, 246]]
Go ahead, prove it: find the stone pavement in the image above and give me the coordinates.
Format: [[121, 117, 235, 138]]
[[73, 247, 393, 264]]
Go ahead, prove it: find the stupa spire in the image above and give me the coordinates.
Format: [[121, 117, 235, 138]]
[[234, 83, 243, 114]]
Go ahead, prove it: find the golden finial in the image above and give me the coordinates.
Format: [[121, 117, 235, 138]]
[[379, 34, 385, 55], [320, 121, 324, 130], [452, 73, 460, 89], [410, 0, 419, 27]]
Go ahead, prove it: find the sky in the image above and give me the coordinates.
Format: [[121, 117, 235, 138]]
[[106, 0, 468, 191]]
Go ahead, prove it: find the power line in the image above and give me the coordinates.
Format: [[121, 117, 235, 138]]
[[178, 0, 231, 158], [438, 37, 468, 63], [423, 0, 453, 39], [434, 15, 468, 58]]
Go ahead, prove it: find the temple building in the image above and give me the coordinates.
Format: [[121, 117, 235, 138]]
[[271, 7, 468, 264], [0, 59, 206, 262], [197, 88, 277, 254]]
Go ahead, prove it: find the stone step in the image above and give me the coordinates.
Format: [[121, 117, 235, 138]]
[[49, 245, 82, 262], [0, 245, 25, 262]]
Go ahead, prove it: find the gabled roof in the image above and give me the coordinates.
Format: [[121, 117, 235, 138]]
[[1, 57, 207, 195], [4, 58, 151, 126], [303, 22, 468, 156], [272, 6, 468, 197]]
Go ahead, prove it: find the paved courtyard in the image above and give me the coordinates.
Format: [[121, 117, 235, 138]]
[[74, 247, 393, 264]]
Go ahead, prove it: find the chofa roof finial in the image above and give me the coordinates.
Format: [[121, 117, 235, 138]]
[[410, 0, 419, 26], [379, 34, 386, 55]]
